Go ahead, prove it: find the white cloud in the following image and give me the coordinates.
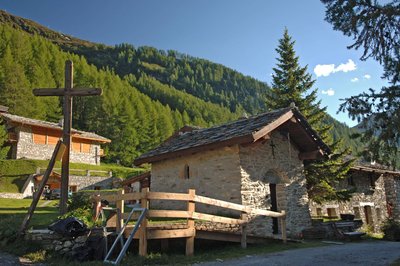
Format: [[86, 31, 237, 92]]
[[321, 88, 335, 96], [314, 64, 335, 77], [335, 59, 356, 73], [314, 59, 357, 77], [351, 77, 359, 82], [364, 74, 371, 79]]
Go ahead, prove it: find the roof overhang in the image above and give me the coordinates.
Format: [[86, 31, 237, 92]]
[[134, 108, 330, 165]]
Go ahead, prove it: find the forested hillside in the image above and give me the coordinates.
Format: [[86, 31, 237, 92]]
[[0, 10, 363, 165], [0, 23, 238, 165]]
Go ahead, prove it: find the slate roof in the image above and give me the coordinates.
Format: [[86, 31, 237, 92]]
[[134, 107, 330, 165], [1, 113, 111, 143]]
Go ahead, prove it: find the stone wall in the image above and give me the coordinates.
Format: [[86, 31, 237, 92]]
[[384, 175, 400, 221], [69, 175, 117, 191], [15, 126, 101, 165], [310, 171, 389, 232], [239, 132, 311, 238], [25, 229, 87, 256], [151, 146, 242, 214]]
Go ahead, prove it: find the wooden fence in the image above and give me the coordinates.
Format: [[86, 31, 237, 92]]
[[93, 188, 286, 256]]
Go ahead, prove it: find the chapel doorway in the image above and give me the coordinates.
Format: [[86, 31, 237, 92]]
[[269, 183, 278, 234], [364, 205, 373, 225]]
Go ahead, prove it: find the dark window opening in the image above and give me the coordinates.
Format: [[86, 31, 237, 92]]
[[184, 164, 190, 179], [347, 175, 355, 186], [369, 173, 375, 189], [94, 186, 101, 190]]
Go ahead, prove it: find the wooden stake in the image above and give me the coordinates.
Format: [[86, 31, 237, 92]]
[[186, 189, 195, 256], [240, 212, 248, 248], [139, 187, 149, 256], [19, 140, 64, 235]]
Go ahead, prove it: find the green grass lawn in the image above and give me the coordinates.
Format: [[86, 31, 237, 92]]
[[0, 198, 59, 232]]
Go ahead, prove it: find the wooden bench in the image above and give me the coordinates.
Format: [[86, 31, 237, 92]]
[[331, 221, 366, 240]]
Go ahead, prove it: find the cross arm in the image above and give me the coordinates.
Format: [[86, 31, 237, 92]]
[[33, 88, 102, 97]]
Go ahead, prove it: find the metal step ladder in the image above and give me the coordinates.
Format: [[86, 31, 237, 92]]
[[104, 207, 147, 265]]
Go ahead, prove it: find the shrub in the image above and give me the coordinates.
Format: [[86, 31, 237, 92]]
[[382, 218, 400, 241]]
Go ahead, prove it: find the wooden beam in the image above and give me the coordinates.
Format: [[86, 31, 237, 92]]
[[33, 87, 102, 96], [139, 187, 149, 256], [19, 140, 64, 235], [194, 195, 248, 212], [252, 110, 294, 141], [148, 210, 191, 219], [298, 150, 324, 160], [186, 189, 195, 256], [148, 228, 195, 239], [192, 212, 245, 225], [147, 191, 193, 201]]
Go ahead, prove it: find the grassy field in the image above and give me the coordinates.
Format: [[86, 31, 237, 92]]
[[0, 159, 146, 193], [0, 198, 59, 232], [0, 198, 328, 265]]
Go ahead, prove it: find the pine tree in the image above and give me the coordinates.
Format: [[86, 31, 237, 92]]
[[268, 29, 354, 203]]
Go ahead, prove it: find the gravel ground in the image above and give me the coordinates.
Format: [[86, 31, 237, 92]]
[[197, 240, 400, 266]]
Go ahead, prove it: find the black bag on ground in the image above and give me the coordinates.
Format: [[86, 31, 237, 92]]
[[48, 217, 88, 237]]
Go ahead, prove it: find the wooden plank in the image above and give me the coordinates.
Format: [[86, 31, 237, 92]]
[[250, 208, 286, 218], [194, 195, 248, 212], [148, 228, 195, 239], [33, 87, 102, 96], [139, 187, 149, 257], [241, 213, 247, 249], [192, 212, 245, 225], [252, 110, 294, 141], [186, 189, 195, 256], [280, 211, 287, 244], [147, 191, 192, 201], [148, 210, 191, 219], [116, 189, 124, 230]]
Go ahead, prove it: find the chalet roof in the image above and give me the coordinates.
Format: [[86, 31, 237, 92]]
[[134, 107, 331, 165], [120, 171, 151, 186], [1, 113, 111, 143], [351, 165, 400, 176]]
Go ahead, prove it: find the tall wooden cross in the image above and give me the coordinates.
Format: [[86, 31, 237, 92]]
[[33, 60, 102, 214]]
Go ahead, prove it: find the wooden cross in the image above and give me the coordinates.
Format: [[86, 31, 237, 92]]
[[33, 60, 102, 215]]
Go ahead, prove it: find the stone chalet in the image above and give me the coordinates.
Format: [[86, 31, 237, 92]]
[[0, 109, 110, 165], [310, 164, 400, 232], [134, 107, 331, 238]]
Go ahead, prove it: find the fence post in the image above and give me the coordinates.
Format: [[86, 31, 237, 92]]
[[116, 189, 124, 231], [186, 189, 195, 256], [139, 187, 149, 256], [280, 210, 287, 243], [240, 212, 248, 248]]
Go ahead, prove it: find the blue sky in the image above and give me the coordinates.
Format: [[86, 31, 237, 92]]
[[0, 0, 387, 126]]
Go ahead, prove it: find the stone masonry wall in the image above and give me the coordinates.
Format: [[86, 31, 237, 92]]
[[239, 132, 311, 238], [151, 146, 242, 215], [15, 126, 101, 165], [384, 175, 400, 222], [69, 175, 117, 191], [310, 171, 389, 232]]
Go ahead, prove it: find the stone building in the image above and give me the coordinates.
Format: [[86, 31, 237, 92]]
[[134, 107, 331, 238], [310, 165, 400, 232], [1, 112, 110, 165]]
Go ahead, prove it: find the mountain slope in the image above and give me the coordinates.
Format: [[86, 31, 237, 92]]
[[0, 10, 363, 161]]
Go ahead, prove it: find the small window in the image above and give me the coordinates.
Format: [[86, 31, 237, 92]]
[[94, 186, 101, 190], [184, 164, 190, 179], [316, 208, 322, 217], [353, 207, 361, 219], [369, 173, 376, 189], [347, 175, 355, 186], [327, 208, 337, 218]]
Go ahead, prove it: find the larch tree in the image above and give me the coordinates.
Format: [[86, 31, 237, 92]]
[[321, 0, 400, 169], [267, 29, 354, 203]]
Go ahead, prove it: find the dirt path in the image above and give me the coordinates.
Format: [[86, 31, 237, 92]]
[[198, 240, 400, 266]]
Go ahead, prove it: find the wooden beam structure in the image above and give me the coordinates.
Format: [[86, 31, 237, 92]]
[[32, 60, 102, 215]]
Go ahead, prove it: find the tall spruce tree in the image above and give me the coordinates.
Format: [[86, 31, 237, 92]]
[[267, 29, 354, 203]]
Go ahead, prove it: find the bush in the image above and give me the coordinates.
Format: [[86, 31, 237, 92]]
[[68, 192, 92, 211], [382, 218, 400, 241]]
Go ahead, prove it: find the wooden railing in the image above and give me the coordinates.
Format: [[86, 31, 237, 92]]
[[93, 188, 287, 256]]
